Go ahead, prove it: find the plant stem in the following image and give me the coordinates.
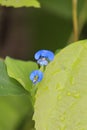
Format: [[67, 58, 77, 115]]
[[68, 0, 87, 43], [72, 0, 78, 41]]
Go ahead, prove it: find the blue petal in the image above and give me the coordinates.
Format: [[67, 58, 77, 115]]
[[30, 70, 43, 84], [30, 70, 36, 81], [46, 51, 54, 61], [34, 50, 54, 61], [34, 50, 43, 60]]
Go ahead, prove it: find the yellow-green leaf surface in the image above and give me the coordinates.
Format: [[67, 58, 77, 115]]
[[5, 57, 38, 92], [0, 60, 28, 96], [0, 0, 40, 8], [34, 40, 87, 130]]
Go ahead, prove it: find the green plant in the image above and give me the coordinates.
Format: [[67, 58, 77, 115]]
[[0, 0, 87, 130]]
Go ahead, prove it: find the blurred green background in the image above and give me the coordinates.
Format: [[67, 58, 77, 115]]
[[0, 0, 87, 130]]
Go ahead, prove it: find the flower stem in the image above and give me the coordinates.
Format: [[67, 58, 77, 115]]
[[72, 0, 78, 41], [68, 0, 87, 44]]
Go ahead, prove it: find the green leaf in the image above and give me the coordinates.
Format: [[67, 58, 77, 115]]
[[0, 60, 27, 96], [0, 0, 40, 8], [5, 57, 38, 92], [33, 40, 87, 130], [0, 95, 34, 130]]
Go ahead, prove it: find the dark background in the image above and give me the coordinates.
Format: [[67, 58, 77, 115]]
[[0, 0, 87, 60]]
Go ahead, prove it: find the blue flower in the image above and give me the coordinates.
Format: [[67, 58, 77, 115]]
[[34, 50, 54, 66], [30, 70, 43, 84]]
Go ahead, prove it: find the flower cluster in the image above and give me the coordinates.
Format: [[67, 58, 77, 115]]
[[30, 50, 54, 84], [34, 50, 54, 66]]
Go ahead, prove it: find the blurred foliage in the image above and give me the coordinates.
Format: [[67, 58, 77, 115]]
[[25, 0, 87, 56], [0, 59, 35, 130], [0, 95, 33, 130], [0, 0, 87, 59], [39, 0, 84, 18]]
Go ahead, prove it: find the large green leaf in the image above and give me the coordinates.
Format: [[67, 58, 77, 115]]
[[0, 60, 27, 95], [0, 0, 40, 8], [34, 40, 87, 130], [5, 57, 38, 92]]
